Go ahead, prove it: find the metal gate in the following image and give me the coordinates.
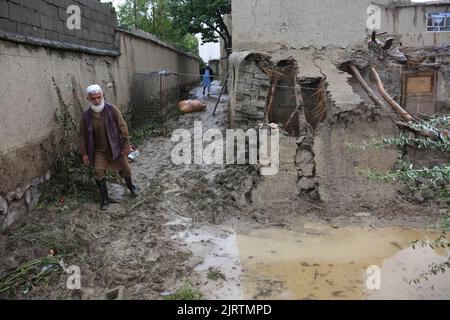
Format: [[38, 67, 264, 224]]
[[130, 71, 181, 129]]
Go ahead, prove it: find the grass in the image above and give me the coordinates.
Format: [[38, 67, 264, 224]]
[[39, 237, 85, 257], [164, 280, 203, 300], [175, 250, 193, 263], [37, 149, 98, 209], [130, 123, 162, 146], [0, 234, 85, 296], [207, 267, 227, 282], [0, 256, 65, 295]]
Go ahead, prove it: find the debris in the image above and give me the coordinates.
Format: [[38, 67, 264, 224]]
[[5, 192, 15, 203], [102, 286, 128, 300], [299, 164, 315, 177], [45, 170, 51, 181], [383, 37, 395, 51], [31, 177, 41, 188], [25, 190, 32, 208], [387, 48, 407, 62], [0, 256, 63, 294], [0, 196, 7, 215], [355, 212, 372, 218], [13, 188, 24, 200], [298, 177, 316, 191], [26, 188, 42, 210], [2, 201, 27, 231]]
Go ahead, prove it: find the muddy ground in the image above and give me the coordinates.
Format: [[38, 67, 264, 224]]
[[0, 81, 447, 300]]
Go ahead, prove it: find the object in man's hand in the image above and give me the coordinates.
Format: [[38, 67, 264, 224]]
[[178, 100, 207, 113], [128, 145, 140, 162]]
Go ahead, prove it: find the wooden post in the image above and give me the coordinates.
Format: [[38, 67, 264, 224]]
[[212, 73, 229, 116], [370, 67, 415, 123], [349, 63, 386, 108]]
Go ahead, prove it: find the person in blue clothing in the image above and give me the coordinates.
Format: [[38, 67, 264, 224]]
[[201, 63, 214, 96]]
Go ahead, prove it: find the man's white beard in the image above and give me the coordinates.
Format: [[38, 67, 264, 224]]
[[90, 99, 105, 113]]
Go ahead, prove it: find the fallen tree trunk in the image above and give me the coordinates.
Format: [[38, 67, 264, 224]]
[[349, 64, 386, 108], [370, 67, 415, 123], [350, 64, 449, 141]]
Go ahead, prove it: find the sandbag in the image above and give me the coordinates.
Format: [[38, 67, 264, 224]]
[[177, 100, 207, 113]]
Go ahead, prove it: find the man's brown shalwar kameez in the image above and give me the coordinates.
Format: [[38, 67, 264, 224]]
[[79, 105, 132, 181]]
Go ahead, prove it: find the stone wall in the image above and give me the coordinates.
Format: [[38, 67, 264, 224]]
[[0, 0, 117, 50], [229, 57, 270, 129]]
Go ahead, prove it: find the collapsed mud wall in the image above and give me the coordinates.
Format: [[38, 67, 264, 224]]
[[228, 49, 402, 211], [346, 50, 450, 115]]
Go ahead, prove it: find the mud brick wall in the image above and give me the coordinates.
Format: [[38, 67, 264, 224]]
[[0, 0, 117, 50], [233, 60, 270, 129]]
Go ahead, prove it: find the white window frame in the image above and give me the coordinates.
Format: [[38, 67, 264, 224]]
[[426, 12, 450, 32]]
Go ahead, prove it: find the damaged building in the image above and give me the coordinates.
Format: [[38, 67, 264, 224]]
[[229, 0, 450, 210]]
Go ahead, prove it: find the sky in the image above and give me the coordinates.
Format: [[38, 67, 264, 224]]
[[101, 0, 220, 62]]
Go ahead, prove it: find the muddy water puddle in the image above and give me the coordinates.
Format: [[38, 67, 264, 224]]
[[237, 224, 450, 300]]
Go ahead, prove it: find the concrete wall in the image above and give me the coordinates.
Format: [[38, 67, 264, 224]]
[[0, 30, 200, 196], [232, 0, 450, 50], [0, 0, 117, 50], [380, 2, 450, 48]]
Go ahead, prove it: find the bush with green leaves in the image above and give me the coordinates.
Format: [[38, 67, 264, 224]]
[[350, 115, 450, 282]]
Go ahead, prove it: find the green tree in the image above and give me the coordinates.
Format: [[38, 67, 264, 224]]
[[167, 0, 232, 56], [116, 0, 199, 56]]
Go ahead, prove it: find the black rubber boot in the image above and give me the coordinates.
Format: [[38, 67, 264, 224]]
[[96, 179, 110, 210], [125, 177, 140, 198]]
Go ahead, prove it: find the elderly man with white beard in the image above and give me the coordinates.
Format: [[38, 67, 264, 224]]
[[79, 84, 140, 210]]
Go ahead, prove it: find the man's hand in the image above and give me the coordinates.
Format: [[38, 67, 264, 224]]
[[82, 155, 90, 166], [122, 145, 131, 156]]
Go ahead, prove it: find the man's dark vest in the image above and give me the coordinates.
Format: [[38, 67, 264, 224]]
[[82, 104, 122, 165]]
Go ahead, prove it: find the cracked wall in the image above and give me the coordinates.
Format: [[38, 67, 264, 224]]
[[228, 48, 401, 210]]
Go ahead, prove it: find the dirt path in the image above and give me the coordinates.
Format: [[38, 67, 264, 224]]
[[0, 81, 448, 300]]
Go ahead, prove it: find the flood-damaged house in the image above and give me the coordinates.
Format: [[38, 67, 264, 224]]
[[228, 0, 450, 209]]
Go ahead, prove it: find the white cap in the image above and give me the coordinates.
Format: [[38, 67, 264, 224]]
[[86, 84, 102, 95]]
